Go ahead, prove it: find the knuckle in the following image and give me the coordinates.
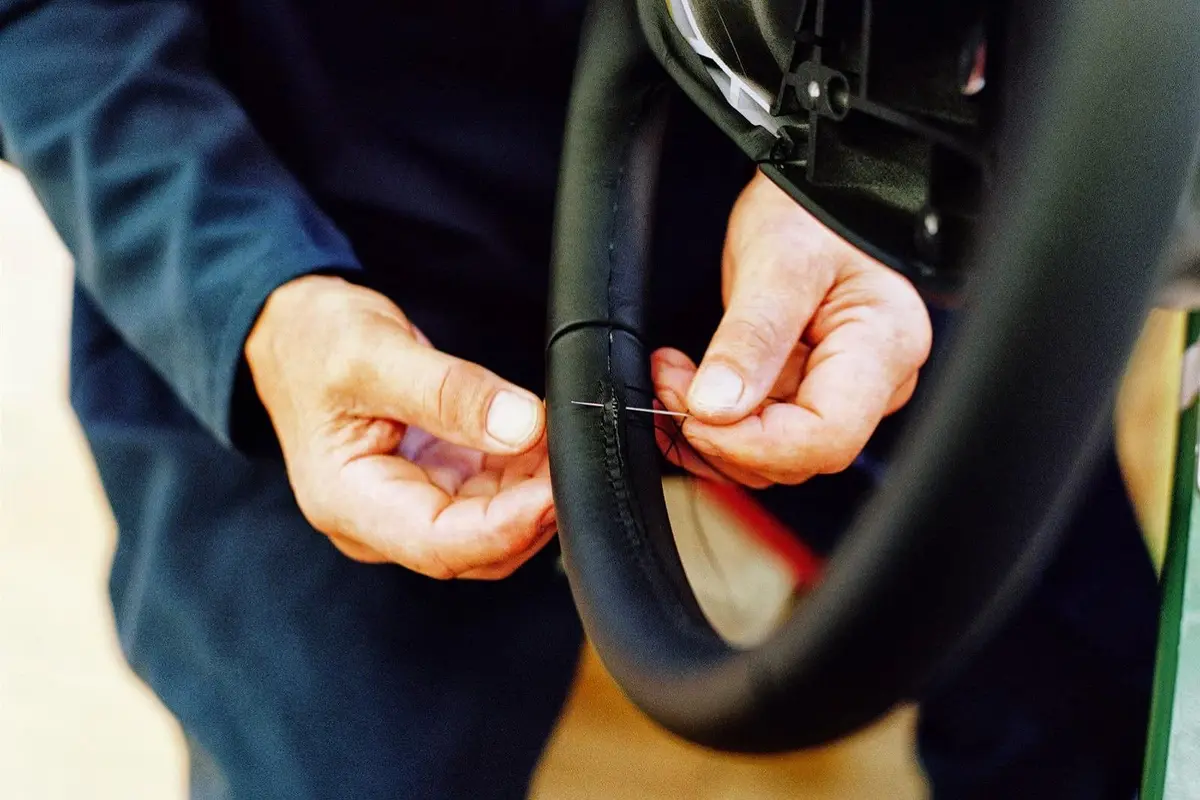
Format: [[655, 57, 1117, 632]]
[[328, 540, 358, 560], [879, 289, 933, 366], [486, 562, 520, 580], [423, 553, 458, 581], [430, 363, 456, 424], [429, 360, 489, 431], [740, 473, 776, 490], [686, 433, 725, 461], [724, 311, 788, 360], [489, 517, 544, 562], [486, 532, 526, 566], [813, 439, 861, 475], [328, 537, 378, 564], [910, 312, 935, 356], [325, 349, 375, 401], [740, 448, 791, 479], [772, 470, 810, 486], [890, 320, 932, 368], [370, 534, 407, 570]]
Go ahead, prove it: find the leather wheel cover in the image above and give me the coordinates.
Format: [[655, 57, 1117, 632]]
[[546, 0, 1200, 752]]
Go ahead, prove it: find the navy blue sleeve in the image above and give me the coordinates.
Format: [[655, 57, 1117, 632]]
[[0, 0, 362, 448]]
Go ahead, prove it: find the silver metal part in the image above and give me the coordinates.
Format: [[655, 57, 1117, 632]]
[[570, 401, 692, 419]]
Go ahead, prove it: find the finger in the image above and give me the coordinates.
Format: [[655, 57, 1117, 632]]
[[327, 533, 390, 564], [658, 431, 773, 488], [769, 341, 811, 401], [419, 480, 555, 577], [399, 428, 486, 495], [653, 345, 805, 411], [653, 401, 774, 488], [457, 470, 502, 499], [684, 332, 899, 483], [313, 454, 554, 578], [654, 417, 728, 483], [347, 321, 544, 456], [456, 525, 559, 580], [885, 372, 920, 416], [651, 346, 794, 428], [331, 487, 556, 578], [651, 347, 699, 412], [456, 444, 550, 498], [491, 437, 551, 490], [687, 236, 834, 424], [652, 350, 775, 487], [651, 350, 721, 479]]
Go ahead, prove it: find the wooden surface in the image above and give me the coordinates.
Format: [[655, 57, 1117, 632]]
[[0, 162, 1177, 798], [1116, 310, 1185, 570]]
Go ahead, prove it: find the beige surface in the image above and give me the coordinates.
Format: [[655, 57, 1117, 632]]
[[533, 652, 921, 800], [0, 158, 1177, 799], [1116, 309, 1185, 570], [0, 167, 189, 798]]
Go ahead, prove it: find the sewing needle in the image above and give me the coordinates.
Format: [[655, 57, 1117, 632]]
[[570, 400, 691, 419]]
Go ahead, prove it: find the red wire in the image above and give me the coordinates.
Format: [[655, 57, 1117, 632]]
[[694, 480, 824, 589]]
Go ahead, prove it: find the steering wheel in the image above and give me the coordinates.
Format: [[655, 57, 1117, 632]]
[[546, 0, 1200, 753]]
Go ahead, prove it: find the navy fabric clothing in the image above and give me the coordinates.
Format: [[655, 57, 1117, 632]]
[[0, 0, 1159, 797], [916, 448, 1159, 799], [73, 307, 583, 799]]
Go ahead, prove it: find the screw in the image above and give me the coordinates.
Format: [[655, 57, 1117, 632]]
[[923, 211, 940, 238]]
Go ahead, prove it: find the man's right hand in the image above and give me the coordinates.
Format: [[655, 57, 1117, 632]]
[[244, 275, 556, 579]]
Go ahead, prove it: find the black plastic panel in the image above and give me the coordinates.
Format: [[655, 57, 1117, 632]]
[[690, 0, 1000, 295]]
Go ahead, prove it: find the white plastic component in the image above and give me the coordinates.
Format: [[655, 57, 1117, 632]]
[[667, 0, 782, 134]]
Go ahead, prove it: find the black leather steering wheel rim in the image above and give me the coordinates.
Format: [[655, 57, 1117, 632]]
[[546, 0, 1200, 752]]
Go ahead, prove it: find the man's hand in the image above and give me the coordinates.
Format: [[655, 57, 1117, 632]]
[[245, 275, 555, 579], [652, 171, 932, 488]]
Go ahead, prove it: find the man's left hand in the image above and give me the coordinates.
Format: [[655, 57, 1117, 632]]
[[651, 170, 933, 488]]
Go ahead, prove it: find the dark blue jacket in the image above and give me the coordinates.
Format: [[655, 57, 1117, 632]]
[[0, 0, 748, 449], [0, 5, 751, 794]]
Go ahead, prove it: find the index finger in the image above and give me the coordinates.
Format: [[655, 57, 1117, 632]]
[[683, 320, 914, 483], [327, 455, 555, 578]]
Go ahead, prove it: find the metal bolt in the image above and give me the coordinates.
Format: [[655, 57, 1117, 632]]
[[923, 211, 940, 238], [807, 81, 821, 101]]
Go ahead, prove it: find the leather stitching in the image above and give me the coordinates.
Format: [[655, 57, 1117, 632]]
[[599, 80, 710, 641]]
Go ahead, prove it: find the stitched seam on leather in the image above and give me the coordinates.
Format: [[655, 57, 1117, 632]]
[[546, 318, 644, 353], [600, 84, 706, 641], [601, 396, 643, 552], [601, 89, 656, 602], [600, 390, 701, 640]]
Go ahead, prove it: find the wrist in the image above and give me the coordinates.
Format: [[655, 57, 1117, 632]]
[[245, 274, 349, 364]]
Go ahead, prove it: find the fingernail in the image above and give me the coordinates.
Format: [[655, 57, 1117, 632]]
[[487, 391, 539, 447], [690, 365, 744, 411]]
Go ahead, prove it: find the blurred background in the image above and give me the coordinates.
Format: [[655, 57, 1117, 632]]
[[0, 160, 1180, 799]]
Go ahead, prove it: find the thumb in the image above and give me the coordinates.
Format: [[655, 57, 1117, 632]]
[[688, 247, 831, 423], [353, 327, 544, 455]]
